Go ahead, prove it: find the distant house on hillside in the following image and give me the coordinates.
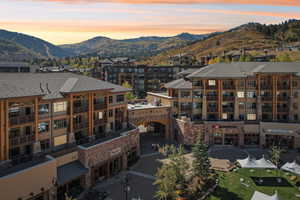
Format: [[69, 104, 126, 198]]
[[169, 53, 199, 66]]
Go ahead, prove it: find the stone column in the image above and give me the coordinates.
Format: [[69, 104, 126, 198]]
[[202, 95, 207, 120], [234, 96, 239, 120], [257, 95, 262, 121], [289, 95, 294, 121]]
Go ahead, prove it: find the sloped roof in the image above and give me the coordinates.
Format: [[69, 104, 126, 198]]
[[187, 62, 300, 78], [164, 78, 192, 89], [0, 73, 131, 100]]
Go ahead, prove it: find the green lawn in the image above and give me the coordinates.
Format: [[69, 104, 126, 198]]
[[208, 168, 300, 200]]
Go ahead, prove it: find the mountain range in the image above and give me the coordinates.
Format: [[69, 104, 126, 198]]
[[0, 19, 300, 62], [0, 30, 208, 61], [143, 19, 300, 65]]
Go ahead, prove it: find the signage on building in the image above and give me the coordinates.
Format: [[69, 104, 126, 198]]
[[110, 147, 122, 157]]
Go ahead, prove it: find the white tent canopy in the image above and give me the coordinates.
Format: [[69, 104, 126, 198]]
[[237, 156, 257, 168], [255, 155, 277, 169], [251, 191, 280, 200], [281, 160, 300, 175], [237, 155, 276, 169]]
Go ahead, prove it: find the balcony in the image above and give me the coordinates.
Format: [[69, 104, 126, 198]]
[[262, 107, 272, 112], [94, 118, 107, 125], [94, 103, 107, 110], [74, 122, 89, 129], [223, 96, 235, 101], [222, 85, 235, 90], [277, 84, 289, 90], [115, 112, 124, 119], [9, 134, 35, 146], [74, 105, 89, 114], [206, 85, 217, 90], [260, 85, 272, 90], [9, 115, 34, 126], [222, 107, 234, 112], [277, 96, 289, 101], [277, 108, 289, 113], [207, 96, 218, 101], [207, 107, 218, 112], [261, 96, 273, 101]]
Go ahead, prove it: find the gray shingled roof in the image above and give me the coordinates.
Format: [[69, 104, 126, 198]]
[[164, 78, 192, 89], [187, 62, 300, 78], [0, 73, 131, 100]]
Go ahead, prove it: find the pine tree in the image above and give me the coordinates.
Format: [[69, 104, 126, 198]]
[[192, 137, 211, 181]]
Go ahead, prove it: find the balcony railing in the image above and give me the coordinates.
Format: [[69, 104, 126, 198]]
[[262, 107, 272, 112], [94, 118, 107, 125], [260, 85, 272, 90], [222, 85, 235, 90], [9, 115, 34, 126], [223, 96, 235, 101], [9, 134, 35, 146], [74, 105, 89, 114], [261, 96, 273, 101], [206, 85, 217, 90], [207, 107, 218, 112], [94, 103, 107, 110], [207, 96, 218, 101], [277, 108, 289, 112], [277, 96, 289, 101], [222, 107, 234, 112], [115, 112, 124, 118], [277, 85, 290, 90], [73, 122, 89, 129]]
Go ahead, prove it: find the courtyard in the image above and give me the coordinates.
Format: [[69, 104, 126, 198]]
[[91, 139, 300, 200]]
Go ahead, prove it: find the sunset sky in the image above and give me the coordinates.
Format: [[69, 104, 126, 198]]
[[1, 0, 299, 44]]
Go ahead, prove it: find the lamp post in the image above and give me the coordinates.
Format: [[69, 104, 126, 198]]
[[121, 173, 130, 200]]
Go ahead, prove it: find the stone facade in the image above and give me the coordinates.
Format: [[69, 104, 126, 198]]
[[78, 127, 140, 187]]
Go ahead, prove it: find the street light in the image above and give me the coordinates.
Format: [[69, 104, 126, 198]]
[[121, 173, 130, 200]]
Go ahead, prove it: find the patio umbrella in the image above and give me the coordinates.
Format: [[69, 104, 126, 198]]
[[281, 160, 300, 176]]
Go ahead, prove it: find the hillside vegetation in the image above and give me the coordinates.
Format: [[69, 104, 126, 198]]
[[143, 20, 300, 65]]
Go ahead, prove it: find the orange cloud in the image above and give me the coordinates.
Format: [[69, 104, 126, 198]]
[[20, 0, 300, 6], [0, 20, 224, 44], [190, 9, 300, 19]]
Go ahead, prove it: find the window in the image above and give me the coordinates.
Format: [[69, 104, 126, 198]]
[[222, 113, 228, 120], [54, 119, 67, 129], [53, 102, 67, 112], [97, 112, 103, 119], [40, 139, 50, 151], [54, 135, 67, 146], [247, 80, 256, 88], [237, 91, 244, 98], [181, 91, 190, 98], [173, 102, 178, 108], [38, 122, 49, 133], [39, 104, 49, 115], [247, 91, 256, 98], [109, 96, 113, 104], [247, 114, 256, 121], [208, 80, 216, 86], [116, 95, 125, 102], [109, 109, 113, 117], [193, 91, 202, 98]]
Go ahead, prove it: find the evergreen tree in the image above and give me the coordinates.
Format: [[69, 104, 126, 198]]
[[192, 137, 211, 181], [122, 81, 136, 101], [155, 145, 188, 200]]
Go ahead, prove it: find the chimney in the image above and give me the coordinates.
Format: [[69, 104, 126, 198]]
[[40, 83, 44, 93], [46, 83, 51, 94]]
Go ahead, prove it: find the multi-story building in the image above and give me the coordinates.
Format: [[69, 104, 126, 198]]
[[148, 62, 300, 149], [94, 65, 202, 98], [0, 62, 38, 73], [0, 73, 139, 200]]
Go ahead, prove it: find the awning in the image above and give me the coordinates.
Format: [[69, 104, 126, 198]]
[[57, 161, 88, 185]]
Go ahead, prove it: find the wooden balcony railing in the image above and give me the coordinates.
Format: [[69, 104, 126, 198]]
[[73, 122, 89, 129], [74, 106, 89, 114], [9, 115, 34, 126], [9, 134, 35, 146], [94, 103, 107, 110]]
